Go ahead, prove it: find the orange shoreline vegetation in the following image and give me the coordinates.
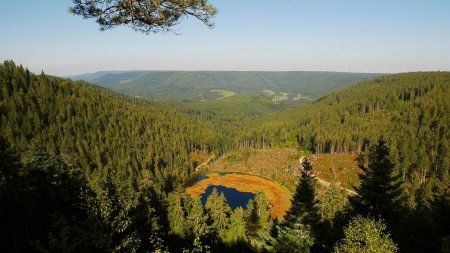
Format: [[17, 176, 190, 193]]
[[186, 173, 291, 219]]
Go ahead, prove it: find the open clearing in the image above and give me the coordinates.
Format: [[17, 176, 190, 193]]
[[310, 153, 361, 189], [210, 148, 301, 191], [186, 173, 291, 219], [207, 148, 360, 193], [210, 89, 236, 99], [190, 149, 361, 218]]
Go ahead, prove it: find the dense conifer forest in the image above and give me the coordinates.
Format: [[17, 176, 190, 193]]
[[1, 60, 449, 252], [247, 73, 450, 205]]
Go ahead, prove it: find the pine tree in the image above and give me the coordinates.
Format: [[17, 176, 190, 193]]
[[224, 207, 247, 244], [277, 158, 319, 252], [350, 138, 402, 222], [187, 196, 210, 238], [316, 184, 349, 252], [319, 184, 347, 223], [254, 191, 270, 228], [167, 192, 188, 238], [245, 192, 270, 240], [284, 158, 319, 227], [205, 188, 231, 240], [272, 221, 314, 253]]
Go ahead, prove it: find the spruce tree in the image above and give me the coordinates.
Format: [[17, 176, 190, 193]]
[[276, 158, 318, 252], [254, 191, 270, 228], [245, 192, 270, 239], [224, 207, 247, 244], [205, 188, 231, 240], [167, 192, 188, 238], [272, 222, 314, 253], [284, 158, 319, 227], [187, 196, 209, 238], [350, 138, 402, 222]]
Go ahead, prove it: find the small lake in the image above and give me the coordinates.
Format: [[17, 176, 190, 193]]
[[186, 172, 291, 218], [200, 185, 255, 209]]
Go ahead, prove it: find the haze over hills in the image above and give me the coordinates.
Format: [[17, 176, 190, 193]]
[[72, 71, 380, 104]]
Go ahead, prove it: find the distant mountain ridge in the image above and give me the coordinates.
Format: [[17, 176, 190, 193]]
[[71, 71, 381, 104]]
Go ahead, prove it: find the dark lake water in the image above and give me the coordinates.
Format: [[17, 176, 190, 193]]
[[200, 185, 255, 209]]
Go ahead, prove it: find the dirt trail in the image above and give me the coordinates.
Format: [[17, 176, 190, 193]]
[[195, 155, 214, 172], [299, 156, 357, 195]]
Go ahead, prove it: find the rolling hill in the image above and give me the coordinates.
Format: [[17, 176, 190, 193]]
[[72, 71, 380, 104], [244, 72, 450, 204]]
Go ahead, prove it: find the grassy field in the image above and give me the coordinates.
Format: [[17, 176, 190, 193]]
[[292, 94, 308, 101], [210, 89, 236, 99], [262, 89, 276, 96], [186, 173, 291, 219]]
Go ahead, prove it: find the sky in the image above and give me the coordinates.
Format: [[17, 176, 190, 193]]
[[1, 0, 450, 76]]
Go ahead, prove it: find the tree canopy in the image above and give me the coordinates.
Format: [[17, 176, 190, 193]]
[[334, 216, 398, 253], [69, 0, 217, 34]]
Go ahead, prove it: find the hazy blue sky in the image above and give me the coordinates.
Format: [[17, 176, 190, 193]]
[[1, 0, 450, 75]]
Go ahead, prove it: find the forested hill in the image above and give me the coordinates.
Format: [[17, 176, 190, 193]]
[[72, 70, 380, 104], [0, 60, 240, 251], [248, 72, 450, 204], [1, 61, 239, 186]]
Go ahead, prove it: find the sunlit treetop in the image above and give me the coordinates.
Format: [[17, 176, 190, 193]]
[[69, 0, 217, 34]]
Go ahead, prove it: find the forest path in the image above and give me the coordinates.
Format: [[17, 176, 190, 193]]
[[195, 155, 214, 172], [299, 156, 357, 195]]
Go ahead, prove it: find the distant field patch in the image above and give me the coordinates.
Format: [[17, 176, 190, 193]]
[[272, 92, 291, 103], [210, 89, 236, 99], [186, 173, 291, 219], [262, 89, 276, 96], [292, 94, 308, 101]]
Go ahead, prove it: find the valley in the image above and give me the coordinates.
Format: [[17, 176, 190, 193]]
[[1, 61, 449, 253], [2, 1, 450, 252]]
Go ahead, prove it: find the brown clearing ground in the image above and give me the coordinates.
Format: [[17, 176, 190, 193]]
[[310, 153, 361, 190], [210, 148, 301, 191], [208, 148, 361, 191], [186, 173, 291, 219]]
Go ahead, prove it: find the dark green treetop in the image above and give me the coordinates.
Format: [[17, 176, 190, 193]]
[[350, 137, 402, 222], [284, 158, 319, 227]]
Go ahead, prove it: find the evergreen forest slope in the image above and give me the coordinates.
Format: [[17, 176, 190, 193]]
[[247, 72, 450, 205], [0, 61, 233, 194]]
